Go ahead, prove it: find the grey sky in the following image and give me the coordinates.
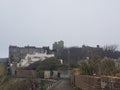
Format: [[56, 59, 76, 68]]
[[0, 0, 120, 57]]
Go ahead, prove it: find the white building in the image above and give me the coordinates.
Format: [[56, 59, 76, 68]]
[[17, 52, 55, 67]]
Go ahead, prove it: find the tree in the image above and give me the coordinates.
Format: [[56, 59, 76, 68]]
[[36, 57, 61, 71], [103, 45, 119, 58], [79, 58, 116, 76], [79, 59, 100, 76], [101, 58, 115, 75], [79, 60, 89, 75], [103, 45, 118, 52]]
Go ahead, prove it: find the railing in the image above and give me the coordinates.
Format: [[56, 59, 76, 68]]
[[36, 79, 60, 90], [46, 80, 61, 90]]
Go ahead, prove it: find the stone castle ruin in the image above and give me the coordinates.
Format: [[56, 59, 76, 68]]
[[9, 45, 50, 63]]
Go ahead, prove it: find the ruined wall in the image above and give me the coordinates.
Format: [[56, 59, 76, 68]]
[[9, 46, 48, 62], [71, 75, 120, 90]]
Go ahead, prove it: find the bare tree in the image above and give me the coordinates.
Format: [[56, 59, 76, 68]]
[[103, 44, 118, 52]]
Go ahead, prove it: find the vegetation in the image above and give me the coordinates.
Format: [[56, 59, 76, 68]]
[[0, 78, 39, 90], [74, 87, 82, 90], [58, 64, 69, 70], [0, 75, 10, 85], [55, 45, 120, 64], [79, 57, 116, 76], [36, 57, 61, 71], [101, 58, 115, 75], [79, 59, 100, 75], [116, 72, 120, 77], [35, 56, 119, 77], [0, 63, 7, 77], [36, 57, 62, 77]]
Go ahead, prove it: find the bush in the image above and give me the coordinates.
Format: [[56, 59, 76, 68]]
[[116, 72, 120, 77], [0, 75, 10, 85]]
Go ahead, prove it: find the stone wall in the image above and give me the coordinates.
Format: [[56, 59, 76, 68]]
[[71, 75, 120, 90], [16, 69, 37, 78], [71, 75, 101, 90], [9, 46, 50, 62], [101, 76, 120, 90]]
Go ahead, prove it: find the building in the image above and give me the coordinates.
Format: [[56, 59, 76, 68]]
[[44, 70, 58, 79], [9, 45, 51, 63], [18, 52, 54, 67], [53, 42, 58, 51], [52, 40, 64, 58], [9, 45, 52, 76], [52, 40, 64, 51]]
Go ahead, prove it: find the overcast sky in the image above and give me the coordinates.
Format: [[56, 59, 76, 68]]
[[0, 0, 120, 57]]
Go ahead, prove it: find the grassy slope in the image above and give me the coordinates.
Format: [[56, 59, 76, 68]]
[[0, 77, 37, 90]]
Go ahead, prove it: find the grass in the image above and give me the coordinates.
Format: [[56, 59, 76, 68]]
[[73, 87, 82, 90], [0, 77, 38, 90]]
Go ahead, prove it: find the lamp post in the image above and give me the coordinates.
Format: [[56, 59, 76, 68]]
[[67, 49, 71, 78], [67, 49, 70, 69]]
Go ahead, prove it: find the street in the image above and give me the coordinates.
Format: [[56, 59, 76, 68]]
[[50, 80, 73, 90]]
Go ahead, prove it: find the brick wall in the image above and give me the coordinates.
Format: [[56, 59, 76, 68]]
[[101, 76, 120, 90], [16, 69, 37, 78], [71, 75, 120, 90], [71, 75, 101, 90]]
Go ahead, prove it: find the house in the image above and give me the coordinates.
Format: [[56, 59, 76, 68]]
[[44, 70, 58, 79], [17, 52, 54, 67]]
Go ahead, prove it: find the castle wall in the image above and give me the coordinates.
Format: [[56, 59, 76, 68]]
[[9, 46, 47, 62]]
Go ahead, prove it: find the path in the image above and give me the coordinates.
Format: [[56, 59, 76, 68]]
[[50, 80, 74, 90]]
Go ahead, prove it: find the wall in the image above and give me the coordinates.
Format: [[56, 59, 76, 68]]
[[59, 70, 71, 78], [16, 69, 37, 78], [9, 46, 49, 62], [44, 71, 58, 79], [71, 75, 120, 90], [71, 75, 101, 90], [101, 76, 120, 90]]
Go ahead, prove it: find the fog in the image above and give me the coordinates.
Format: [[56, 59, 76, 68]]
[[0, 0, 120, 57]]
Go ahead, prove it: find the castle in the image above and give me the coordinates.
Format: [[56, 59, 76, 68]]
[[9, 45, 50, 63]]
